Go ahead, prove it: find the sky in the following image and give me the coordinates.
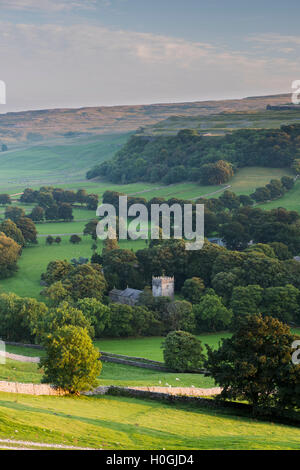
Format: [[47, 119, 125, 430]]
[[0, 0, 299, 112]]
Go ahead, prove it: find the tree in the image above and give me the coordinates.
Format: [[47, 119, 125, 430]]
[[21, 188, 37, 204], [1, 144, 8, 152], [36, 301, 94, 343], [0, 232, 21, 278], [163, 330, 205, 372], [0, 293, 47, 342], [164, 300, 196, 334], [181, 277, 205, 303], [60, 263, 107, 301], [70, 234, 82, 244], [55, 236, 62, 245], [76, 298, 110, 337], [84, 219, 98, 240], [0, 219, 25, 247], [193, 294, 232, 332], [16, 217, 38, 244], [206, 314, 300, 410], [40, 326, 101, 394], [41, 260, 73, 285], [46, 235, 54, 245], [30, 206, 45, 222], [5, 206, 25, 222], [230, 285, 263, 320], [58, 203, 73, 221], [76, 189, 88, 205], [0, 194, 11, 205], [86, 194, 99, 211], [45, 204, 59, 221]]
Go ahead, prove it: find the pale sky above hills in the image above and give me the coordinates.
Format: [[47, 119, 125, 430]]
[[0, 0, 299, 112]]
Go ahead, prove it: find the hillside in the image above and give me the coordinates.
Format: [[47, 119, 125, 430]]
[[0, 94, 293, 145]]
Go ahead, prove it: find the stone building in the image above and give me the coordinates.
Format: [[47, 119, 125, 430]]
[[109, 276, 175, 306], [152, 276, 174, 298], [109, 287, 143, 306]]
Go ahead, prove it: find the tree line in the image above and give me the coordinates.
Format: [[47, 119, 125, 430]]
[[87, 124, 300, 184]]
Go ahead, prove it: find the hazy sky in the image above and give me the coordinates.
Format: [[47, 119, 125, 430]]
[[0, 0, 299, 112]]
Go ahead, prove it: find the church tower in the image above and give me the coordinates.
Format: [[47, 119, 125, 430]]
[[152, 276, 174, 298]]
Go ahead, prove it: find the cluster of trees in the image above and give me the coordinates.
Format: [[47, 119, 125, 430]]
[[206, 314, 300, 412], [250, 176, 295, 203], [20, 186, 99, 210], [163, 314, 300, 413], [0, 194, 11, 205], [87, 124, 300, 184], [98, 189, 300, 254], [2, 211, 38, 244]]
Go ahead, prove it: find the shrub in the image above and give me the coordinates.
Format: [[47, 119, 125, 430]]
[[162, 330, 205, 372]]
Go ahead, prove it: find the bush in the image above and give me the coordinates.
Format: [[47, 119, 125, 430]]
[[40, 325, 101, 394], [162, 330, 205, 372]]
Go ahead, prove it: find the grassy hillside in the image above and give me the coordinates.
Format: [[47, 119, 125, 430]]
[[0, 134, 129, 194], [143, 108, 300, 136], [0, 392, 299, 449], [0, 94, 292, 144]]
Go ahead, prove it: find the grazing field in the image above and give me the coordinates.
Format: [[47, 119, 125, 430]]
[[0, 392, 299, 449], [0, 236, 147, 299], [261, 179, 300, 213], [0, 358, 215, 388], [95, 332, 232, 362]]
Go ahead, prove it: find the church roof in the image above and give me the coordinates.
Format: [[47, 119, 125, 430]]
[[119, 288, 143, 300]]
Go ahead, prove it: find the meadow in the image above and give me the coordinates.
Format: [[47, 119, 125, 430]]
[[0, 392, 299, 449]]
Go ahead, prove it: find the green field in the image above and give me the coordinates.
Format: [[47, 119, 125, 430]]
[[0, 358, 215, 389], [0, 392, 299, 449], [0, 236, 147, 299]]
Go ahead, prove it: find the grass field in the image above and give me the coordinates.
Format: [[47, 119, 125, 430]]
[[0, 392, 299, 449], [0, 236, 147, 299], [0, 358, 215, 388]]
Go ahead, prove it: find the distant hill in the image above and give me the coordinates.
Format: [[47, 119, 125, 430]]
[[0, 93, 293, 144]]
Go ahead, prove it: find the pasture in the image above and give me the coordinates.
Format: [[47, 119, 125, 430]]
[[0, 392, 299, 449]]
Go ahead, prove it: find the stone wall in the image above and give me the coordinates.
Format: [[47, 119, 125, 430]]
[[0, 381, 65, 396]]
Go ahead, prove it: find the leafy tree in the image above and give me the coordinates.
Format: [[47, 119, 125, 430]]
[[230, 285, 263, 320], [193, 294, 232, 332], [206, 314, 300, 410], [36, 301, 94, 343], [16, 217, 38, 244], [0, 194, 11, 205], [58, 203, 73, 221], [42, 260, 73, 285], [84, 219, 98, 240], [76, 298, 110, 337], [70, 234, 82, 244], [0, 293, 47, 342], [55, 236, 62, 244], [0, 232, 21, 278], [61, 263, 107, 301], [164, 300, 196, 334], [5, 206, 25, 222], [30, 205, 45, 222], [46, 235, 54, 245], [181, 277, 205, 303], [0, 219, 25, 247], [40, 326, 101, 394], [163, 330, 205, 372]]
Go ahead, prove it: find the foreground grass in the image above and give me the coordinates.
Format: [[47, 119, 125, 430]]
[[0, 392, 299, 449]]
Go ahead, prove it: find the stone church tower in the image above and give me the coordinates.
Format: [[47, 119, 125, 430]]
[[152, 276, 174, 298]]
